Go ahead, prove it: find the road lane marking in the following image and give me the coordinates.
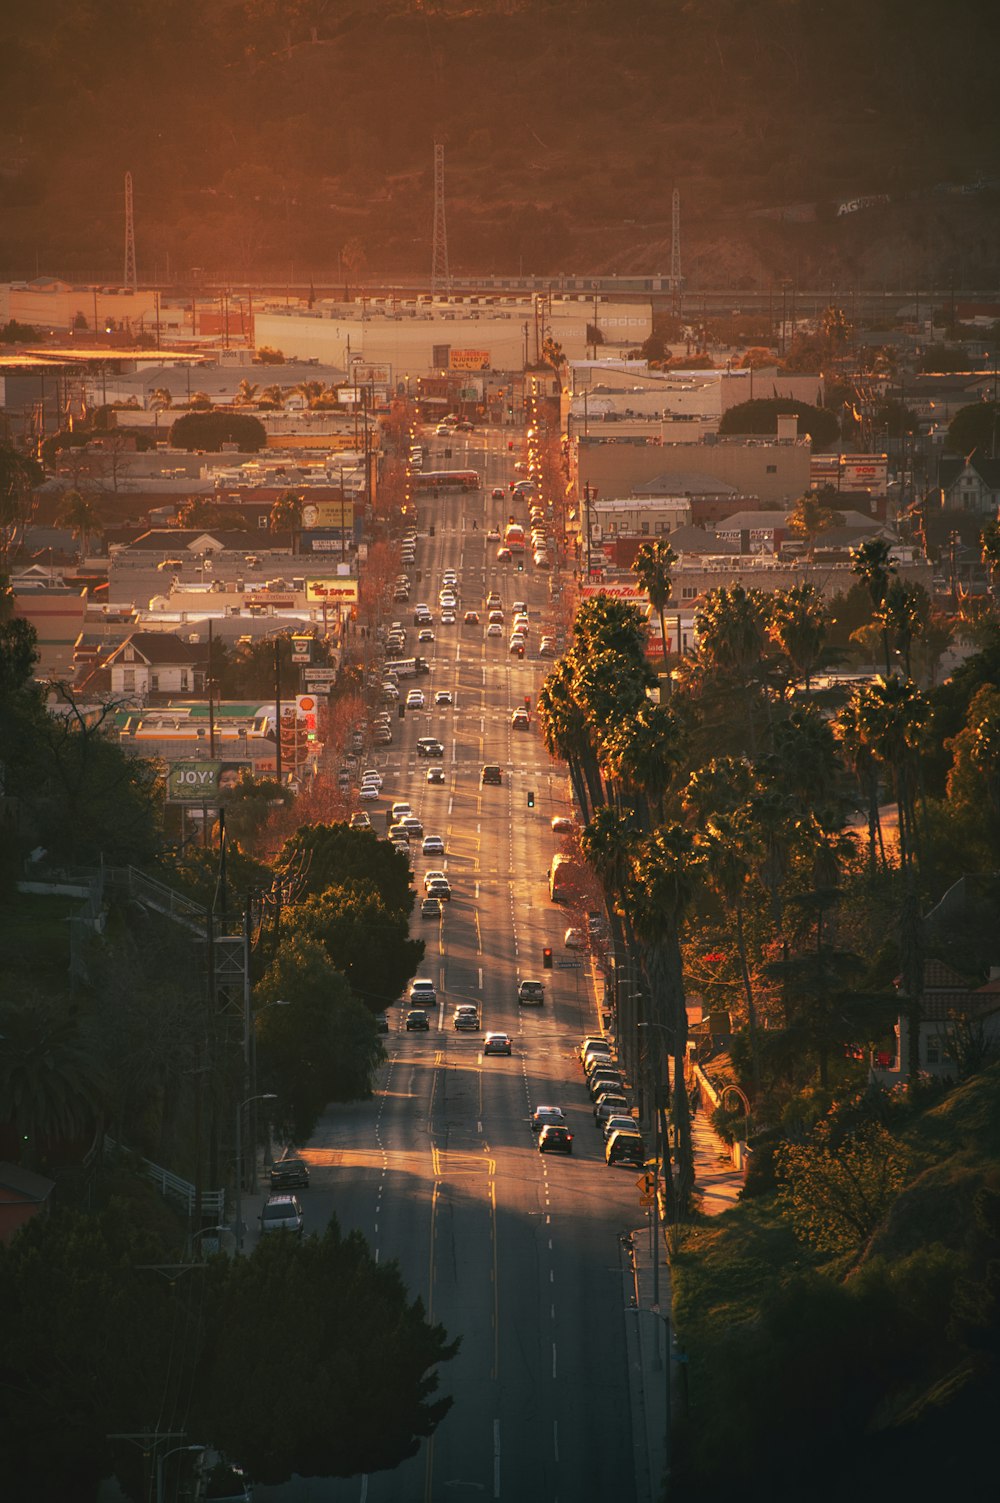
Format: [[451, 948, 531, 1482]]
[[478, 967, 483, 990], [493, 1419, 500, 1499]]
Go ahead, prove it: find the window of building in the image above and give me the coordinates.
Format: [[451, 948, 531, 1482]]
[[123, 669, 135, 691], [924, 1034, 944, 1066], [766, 464, 777, 474], [682, 586, 698, 599]]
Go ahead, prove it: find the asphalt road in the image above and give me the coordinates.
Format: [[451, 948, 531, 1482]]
[[257, 426, 643, 1502]]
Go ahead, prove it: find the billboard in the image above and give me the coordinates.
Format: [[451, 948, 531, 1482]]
[[449, 349, 491, 371], [301, 500, 355, 530], [810, 453, 888, 494], [167, 760, 252, 803], [349, 365, 392, 386], [306, 578, 359, 603]]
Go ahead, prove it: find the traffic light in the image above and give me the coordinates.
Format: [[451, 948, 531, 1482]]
[[517, 561, 523, 573], [524, 695, 531, 709], [543, 947, 553, 969], [527, 790, 535, 808]]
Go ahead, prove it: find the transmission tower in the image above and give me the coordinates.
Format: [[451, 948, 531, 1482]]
[[670, 189, 681, 288], [431, 143, 450, 294], [123, 171, 137, 292]]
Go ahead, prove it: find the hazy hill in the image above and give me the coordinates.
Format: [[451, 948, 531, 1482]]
[[2, 0, 997, 289]]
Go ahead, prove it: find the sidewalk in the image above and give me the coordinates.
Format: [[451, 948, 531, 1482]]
[[624, 1095, 744, 1500]]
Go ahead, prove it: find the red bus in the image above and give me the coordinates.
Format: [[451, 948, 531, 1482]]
[[413, 469, 480, 493]]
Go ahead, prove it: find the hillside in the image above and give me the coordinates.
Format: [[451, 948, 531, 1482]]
[[2, 0, 998, 289]]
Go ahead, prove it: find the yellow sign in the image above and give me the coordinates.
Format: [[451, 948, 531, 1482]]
[[301, 500, 355, 530], [266, 433, 360, 451], [449, 349, 491, 371], [306, 578, 358, 603]]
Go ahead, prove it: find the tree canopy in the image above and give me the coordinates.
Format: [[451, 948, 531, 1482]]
[[719, 397, 840, 449], [168, 410, 268, 452]]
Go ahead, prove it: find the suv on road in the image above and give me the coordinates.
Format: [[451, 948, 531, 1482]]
[[269, 1157, 309, 1191], [259, 1194, 304, 1236], [480, 764, 502, 786], [518, 979, 545, 1006]]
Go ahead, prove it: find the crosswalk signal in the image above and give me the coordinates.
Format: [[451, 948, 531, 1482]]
[[527, 790, 535, 808], [543, 947, 553, 969]]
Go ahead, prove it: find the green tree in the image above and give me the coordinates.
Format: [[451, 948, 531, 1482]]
[[702, 811, 763, 1095], [55, 488, 104, 556], [786, 489, 845, 557], [168, 410, 268, 452], [269, 488, 303, 554], [876, 576, 930, 680], [0, 614, 39, 695], [256, 933, 382, 1138], [718, 397, 839, 449], [776, 1119, 910, 1252], [235, 378, 260, 405], [272, 823, 413, 914], [287, 879, 425, 1012], [851, 536, 897, 675], [980, 519, 1000, 607], [945, 400, 1000, 456], [601, 700, 688, 828], [0, 442, 42, 571]]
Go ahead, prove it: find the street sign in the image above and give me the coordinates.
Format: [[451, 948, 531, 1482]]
[[303, 668, 336, 683], [638, 1192, 655, 1207], [554, 958, 582, 970]]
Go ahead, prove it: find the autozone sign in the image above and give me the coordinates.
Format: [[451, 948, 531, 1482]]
[[581, 583, 644, 601]]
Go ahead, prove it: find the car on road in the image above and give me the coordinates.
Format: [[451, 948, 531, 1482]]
[[464, 610, 480, 625], [551, 815, 574, 834], [374, 727, 393, 745], [483, 1031, 512, 1056], [480, 764, 502, 786], [488, 609, 505, 624], [359, 783, 380, 800], [491, 487, 505, 500], [269, 1157, 309, 1191], [424, 869, 446, 889], [580, 1034, 611, 1061], [401, 816, 424, 837], [422, 834, 445, 855], [538, 1125, 574, 1155], [406, 689, 425, 710], [509, 634, 526, 654], [417, 737, 444, 758], [511, 708, 530, 730], [406, 1008, 430, 1031], [418, 628, 435, 643], [391, 801, 413, 818], [391, 839, 409, 856], [539, 636, 556, 656], [606, 1129, 645, 1166], [388, 823, 410, 843], [409, 980, 437, 1005], [426, 877, 452, 902], [487, 622, 504, 638], [589, 1069, 626, 1100], [518, 979, 545, 1006], [421, 896, 442, 919], [531, 1105, 567, 1133], [349, 812, 371, 829], [376, 1011, 390, 1034], [564, 927, 586, 949], [496, 546, 512, 562], [602, 1114, 638, 1143], [512, 601, 527, 616], [259, 1194, 304, 1236], [435, 689, 453, 706], [426, 766, 446, 784], [439, 590, 457, 608], [441, 611, 457, 625], [453, 1005, 479, 1031]]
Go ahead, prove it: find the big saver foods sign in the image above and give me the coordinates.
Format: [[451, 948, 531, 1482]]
[[306, 578, 359, 603]]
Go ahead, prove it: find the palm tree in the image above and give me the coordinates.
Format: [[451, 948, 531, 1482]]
[[149, 387, 172, 410], [0, 998, 105, 1169], [851, 536, 897, 674], [632, 540, 678, 665], [702, 812, 763, 1096], [0, 442, 42, 572], [56, 489, 104, 557], [269, 490, 303, 554], [581, 804, 643, 1082], [537, 662, 594, 821], [852, 675, 929, 877], [836, 695, 886, 879], [627, 825, 701, 1209], [235, 378, 260, 406], [681, 755, 755, 825], [694, 584, 772, 754], [768, 583, 828, 694], [876, 577, 929, 680], [601, 700, 688, 828], [260, 384, 285, 408]]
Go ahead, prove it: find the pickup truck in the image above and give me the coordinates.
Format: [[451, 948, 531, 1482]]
[[518, 979, 545, 1006]]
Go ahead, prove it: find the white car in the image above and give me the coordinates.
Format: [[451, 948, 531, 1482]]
[[423, 869, 446, 889], [441, 611, 456, 625], [359, 783, 380, 800], [361, 769, 382, 788], [422, 835, 445, 855], [442, 570, 458, 585], [435, 690, 453, 706], [487, 623, 503, 639], [409, 979, 437, 1005], [406, 690, 425, 709], [439, 590, 457, 608], [564, 927, 586, 950]]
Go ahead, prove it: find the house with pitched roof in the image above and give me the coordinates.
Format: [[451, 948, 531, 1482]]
[[938, 453, 1000, 516], [871, 959, 1000, 1082], [104, 630, 205, 703]]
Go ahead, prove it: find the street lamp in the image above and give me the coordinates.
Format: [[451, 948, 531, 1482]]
[[249, 998, 290, 1189], [155, 1444, 205, 1503], [234, 1093, 276, 1250]]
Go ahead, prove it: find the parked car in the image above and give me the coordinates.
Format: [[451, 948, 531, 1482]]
[[606, 1129, 645, 1166]]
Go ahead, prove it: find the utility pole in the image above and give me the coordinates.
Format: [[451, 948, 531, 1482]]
[[123, 171, 137, 292], [273, 638, 282, 785]]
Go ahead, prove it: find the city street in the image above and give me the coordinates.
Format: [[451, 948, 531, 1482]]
[[255, 430, 645, 1501]]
